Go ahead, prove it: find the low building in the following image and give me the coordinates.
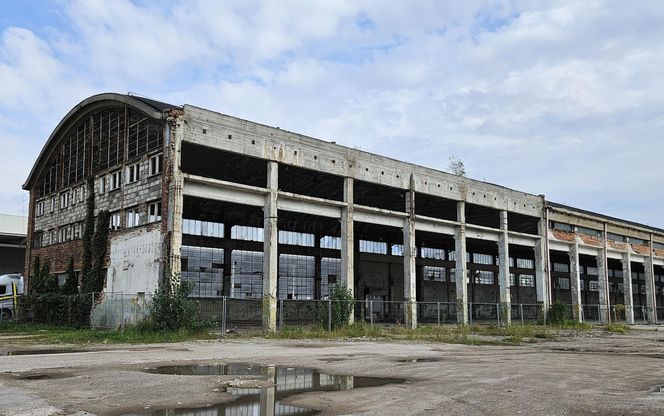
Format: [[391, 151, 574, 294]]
[[22, 93, 664, 329], [0, 214, 27, 275]]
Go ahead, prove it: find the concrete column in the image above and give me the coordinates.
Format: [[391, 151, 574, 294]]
[[340, 177, 354, 324], [596, 250, 609, 323], [262, 161, 278, 332], [622, 253, 634, 324], [260, 366, 276, 416], [534, 220, 551, 317], [455, 201, 468, 325], [498, 210, 511, 325], [403, 187, 417, 329], [167, 119, 184, 289], [223, 223, 233, 297], [645, 236, 657, 323], [569, 234, 583, 322], [534, 218, 550, 317]]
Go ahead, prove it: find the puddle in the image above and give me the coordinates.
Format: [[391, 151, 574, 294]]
[[396, 358, 443, 363], [0, 348, 86, 356], [136, 363, 405, 415]]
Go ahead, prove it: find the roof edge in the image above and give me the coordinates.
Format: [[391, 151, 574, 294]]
[[23, 93, 179, 190]]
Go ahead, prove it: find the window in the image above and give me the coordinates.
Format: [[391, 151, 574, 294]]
[[36, 201, 45, 217], [510, 273, 516, 286], [60, 192, 70, 209], [473, 253, 493, 265], [629, 237, 647, 246], [519, 274, 535, 287], [109, 211, 121, 230], [50, 229, 57, 245], [550, 221, 573, 232], [149, 153, 163, 176], [73, 222, 82, 239], [474, 270, 494, 285], [558, 278, 570, 290], [607, 232, 625, 242], [516, 258, 534, 269], [32, 231, 43, 248], [578, 226, 602, 237], [424, 266, 446, 282], [553, 263, 569, 273], [126, 207, 141, 228], [75, 186, 85, 204], [50, 196, 56, 212], [99, 177, 107, 194], [109, 170, 122, 191], [589, 281, 599, 291], [127, 163, 141, 184], [148, 201, 161, 223], [59, 227, 66, 242]]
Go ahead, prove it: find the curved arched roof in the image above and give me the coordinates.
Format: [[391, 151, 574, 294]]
[[23, 93, 180, 190]]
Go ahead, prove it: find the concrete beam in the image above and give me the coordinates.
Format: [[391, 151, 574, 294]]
[[498, 210, 511, 326], [403, 184, 417, 329], [262, 161, 278, 332], [354, 207, 407, 228], [622, 253, 635, 324], [340, 177, 354, 324], [277, 194, 342, 218], [569, 235, 583, 323], [455, 201, 468, 325]]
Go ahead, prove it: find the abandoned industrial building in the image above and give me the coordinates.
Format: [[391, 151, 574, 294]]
[[22, 92, 664, 330]]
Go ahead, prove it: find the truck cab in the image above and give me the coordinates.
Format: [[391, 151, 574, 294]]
[[0, 274, 23, 320]]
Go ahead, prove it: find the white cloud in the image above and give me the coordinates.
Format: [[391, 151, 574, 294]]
[[0, 0, 663, 227]]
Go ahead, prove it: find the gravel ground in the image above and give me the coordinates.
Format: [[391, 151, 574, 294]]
[[1, 328, 663, 415]]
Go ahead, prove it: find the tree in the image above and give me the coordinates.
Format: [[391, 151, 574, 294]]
[[41, 260, 59, 294], [30, 256, 42, 295], [447, 155, 466, 177], [61, 257, 79, 295]]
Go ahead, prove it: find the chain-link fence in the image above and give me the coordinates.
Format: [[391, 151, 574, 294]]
[[8, 293, 660, 330]]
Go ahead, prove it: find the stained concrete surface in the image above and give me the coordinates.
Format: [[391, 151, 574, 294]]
[[0, 328, 663, 415]]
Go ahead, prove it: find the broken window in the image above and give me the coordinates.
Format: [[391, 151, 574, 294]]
[[126, 163, 141, 184], [126, 207, 141, 228], [35, 201, 45, 217], [32, 231, 43, 248], [181, 245, 224, 297], [148, 201, 161, 223], [109, 211, 121, 230], [424, 266, 446, 282], [519, 274, 535, 287], [149, 153, 163, 176], [109, 170, 122, 191], [474, 270, 494, 285]]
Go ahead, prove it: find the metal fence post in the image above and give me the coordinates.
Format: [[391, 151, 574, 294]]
[[520, 304, 524, 326], [221, 296, 227, 335], [328, 299, 332, 331], [496, 303, 501, 326], [279, 299, 284, 330], [437, 302, 441, 326], [469, 302, 473, 325], [643, 306, 646, 324], [369, 300, 374, 326]]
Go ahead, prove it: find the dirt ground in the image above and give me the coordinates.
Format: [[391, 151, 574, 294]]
[[1, 327, 663, 416]]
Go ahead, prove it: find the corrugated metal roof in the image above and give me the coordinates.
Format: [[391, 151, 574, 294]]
[[0, 214, 27, 236]]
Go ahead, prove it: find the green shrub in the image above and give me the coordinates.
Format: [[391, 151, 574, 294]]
[[144, 280, 202, 331], [548, 302, 569, 325], [319, 284, 355, 330], [19, 293, 93, 327]]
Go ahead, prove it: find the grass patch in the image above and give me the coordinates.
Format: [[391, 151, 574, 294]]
[[0, 321, 218, 344], [604, 323, 630, 334], [268, 322, 556, 345]]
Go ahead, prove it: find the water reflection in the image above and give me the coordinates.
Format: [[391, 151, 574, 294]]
[[138, 364, 403, 416]]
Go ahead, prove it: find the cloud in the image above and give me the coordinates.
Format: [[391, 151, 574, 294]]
[[0, 0, 663, 228]]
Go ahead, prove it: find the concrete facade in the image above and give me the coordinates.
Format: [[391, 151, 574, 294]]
[[23, 93, 664, 329]]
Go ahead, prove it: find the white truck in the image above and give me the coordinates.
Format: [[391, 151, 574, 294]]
[[0, 274, 23, 320]]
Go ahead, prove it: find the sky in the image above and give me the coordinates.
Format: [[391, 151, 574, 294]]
[[1, 0, 663, 227]]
